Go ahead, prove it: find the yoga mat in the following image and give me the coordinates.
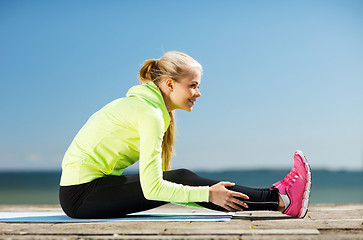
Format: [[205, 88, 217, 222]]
[[0, 212, 234, 222]]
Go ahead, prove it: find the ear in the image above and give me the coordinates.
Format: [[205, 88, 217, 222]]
[[165, 78, 174, 91]]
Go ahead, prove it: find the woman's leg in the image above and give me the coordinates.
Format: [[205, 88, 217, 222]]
[[59, 168, 279, 219], [163, 169, 279, 212], [59, 174, 168, 219]]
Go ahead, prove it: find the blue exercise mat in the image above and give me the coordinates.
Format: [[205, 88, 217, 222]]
[[0, 212, 234, 222]]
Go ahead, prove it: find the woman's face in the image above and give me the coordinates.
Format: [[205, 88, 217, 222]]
[[169, 71, 202, 112]]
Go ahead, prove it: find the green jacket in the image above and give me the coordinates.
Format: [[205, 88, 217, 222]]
[[60, 81, 209, 203]]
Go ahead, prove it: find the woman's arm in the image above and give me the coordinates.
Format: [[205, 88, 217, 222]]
[[137, 108, 209, 203]]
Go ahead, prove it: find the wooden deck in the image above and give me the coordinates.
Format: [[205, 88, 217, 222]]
[[0, 203, 362, 239]]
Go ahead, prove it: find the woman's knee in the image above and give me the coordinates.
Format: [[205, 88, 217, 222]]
[[171, 168, 197, 177], [174, 168, 195, 176], [163, 168, 198, 184]]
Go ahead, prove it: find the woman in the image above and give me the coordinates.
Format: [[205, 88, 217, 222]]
[[59, 51, 311, 219]]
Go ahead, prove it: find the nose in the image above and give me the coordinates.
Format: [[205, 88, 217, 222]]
[[195, 88, 201, 98]]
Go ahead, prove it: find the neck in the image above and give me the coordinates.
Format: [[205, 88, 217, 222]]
[[157, 82, 176, 112], [160, 91, 175, 112]]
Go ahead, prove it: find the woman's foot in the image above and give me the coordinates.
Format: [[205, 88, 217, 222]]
[[273, 150, 311, 218], [277, 194, 286, 212]]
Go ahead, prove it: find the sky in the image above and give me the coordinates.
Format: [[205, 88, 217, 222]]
[[0, 0, 362, 171]]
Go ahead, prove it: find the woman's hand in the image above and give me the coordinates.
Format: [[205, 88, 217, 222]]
[[209, 182, 249, 212]]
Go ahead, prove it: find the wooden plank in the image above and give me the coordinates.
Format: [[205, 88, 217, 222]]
[[0, 204, 362, 239]]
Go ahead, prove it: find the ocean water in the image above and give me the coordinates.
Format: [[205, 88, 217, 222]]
[[0, 170, 362, 204]]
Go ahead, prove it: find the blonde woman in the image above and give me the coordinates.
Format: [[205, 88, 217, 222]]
[[59, 51, 311, 219]]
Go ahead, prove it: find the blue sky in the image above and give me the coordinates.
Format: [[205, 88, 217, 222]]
[[1, 0, 362, 171]]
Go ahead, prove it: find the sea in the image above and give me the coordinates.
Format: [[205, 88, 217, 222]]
[[0, 170, 362, 205]]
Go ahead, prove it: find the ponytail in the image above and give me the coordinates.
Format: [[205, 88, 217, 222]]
[[161, 112, 175, 171], [139, 59, 160, 84]]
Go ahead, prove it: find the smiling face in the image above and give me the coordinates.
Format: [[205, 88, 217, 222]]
[[167, 70, 202, 112]]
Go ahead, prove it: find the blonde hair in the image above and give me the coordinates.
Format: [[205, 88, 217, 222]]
[[138, 51, 202, 170]]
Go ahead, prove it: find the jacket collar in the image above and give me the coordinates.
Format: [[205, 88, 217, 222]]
[[126, 81, 171, 131]]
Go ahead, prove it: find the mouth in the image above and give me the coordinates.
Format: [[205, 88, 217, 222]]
[[188, 99, 196, 105]]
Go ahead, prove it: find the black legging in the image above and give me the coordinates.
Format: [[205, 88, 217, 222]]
[[59, 168, 279, 219]]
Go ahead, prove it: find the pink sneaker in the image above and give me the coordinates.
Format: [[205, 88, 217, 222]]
[[273, 150, 311, 218]]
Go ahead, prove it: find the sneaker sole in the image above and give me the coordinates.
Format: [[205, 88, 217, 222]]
[[295, 150, 312, 218]]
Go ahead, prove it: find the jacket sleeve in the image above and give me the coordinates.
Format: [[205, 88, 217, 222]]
[[137, 108, 209, 203]]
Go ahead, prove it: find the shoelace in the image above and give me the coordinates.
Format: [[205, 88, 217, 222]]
[[281, 168, 299, 187]]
